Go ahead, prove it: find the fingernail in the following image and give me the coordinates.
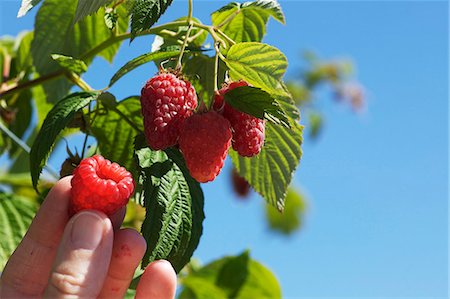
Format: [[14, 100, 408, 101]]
[[70, 212, 105, 250]]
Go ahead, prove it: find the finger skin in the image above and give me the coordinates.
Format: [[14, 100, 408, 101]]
[[43, 210, 113, 298], [0, 177, 72, 298], [98, 229, 146, 299], [135, 260, 177, 299]]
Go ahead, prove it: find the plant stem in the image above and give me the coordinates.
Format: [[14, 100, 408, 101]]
[[175, 0, 194, 70], [214, 47, 219, 93], [0, 121, 59, 179]]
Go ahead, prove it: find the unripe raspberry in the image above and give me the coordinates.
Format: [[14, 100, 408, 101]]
[[179, 111, 232, 183], [214, 81, 266, 157], [70, 155, 135, 216], [140, 72, 197, 150]]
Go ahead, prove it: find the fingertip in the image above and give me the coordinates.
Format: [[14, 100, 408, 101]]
[[135, 260, 177, 299]]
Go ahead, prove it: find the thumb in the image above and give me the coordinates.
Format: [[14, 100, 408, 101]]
[[44, 211, 113, 299]]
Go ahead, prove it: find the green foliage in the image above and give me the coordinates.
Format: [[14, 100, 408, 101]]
[[130, 0, 174, 40], [224, 86, 290, 127], [51, 54, 88, 74], [212, 0, 284, 43], [266, 187, 306, 235], [31, 0, 126, 102], [134, 135, 204, 273], [91, 95, 142, 170], [179, 251, 282, 299], [0, 193, 37, 269], [30, 91, 100, 189], [109, 48, 182, 86], [183, 54, 227, 108], [74, 0, 113, 23]]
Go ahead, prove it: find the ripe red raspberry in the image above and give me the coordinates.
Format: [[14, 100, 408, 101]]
[[231, 168, 251, 198], [70, 155, 135, 216], [140, 72, 197, 150], [214, 81, 265, 157], [179, 111, 232, 183]]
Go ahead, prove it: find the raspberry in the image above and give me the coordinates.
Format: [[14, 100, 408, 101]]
[[231, 168, 250, 198], [140, 72, 197, 150], [214, 81, 266, 157], [70, 155, 135, 216], [179, 111, 232, 183]]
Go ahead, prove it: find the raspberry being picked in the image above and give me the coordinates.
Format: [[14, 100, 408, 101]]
[[70, 155, 135, 216], [178, 111, 232, 183], [140, 72, 198, 150], [214, 81, 266, 157]]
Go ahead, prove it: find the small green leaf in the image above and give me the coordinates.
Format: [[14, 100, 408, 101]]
[[0, 193, 37, 269], [179, 251, 282, 299], [30, 91, 99, 189], [74, 0, 112, 23], [130, 0, 174, 40], [109, 49, 181, 86], [212, 0, 285, 43], [91, 95, 143, 170], [51, 54, 88, 74], [266, 187, 306, 235], [17, 0, 43, 17], [224, 86, 290, 127], [135, 135, 204, 273], [104, 7, 118, 30]]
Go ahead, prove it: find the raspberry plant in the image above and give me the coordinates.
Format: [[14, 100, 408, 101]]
[[0, 0, 363, 296]]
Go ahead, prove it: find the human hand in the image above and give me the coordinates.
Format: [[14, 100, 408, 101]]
[[0, 176, 177, 299]]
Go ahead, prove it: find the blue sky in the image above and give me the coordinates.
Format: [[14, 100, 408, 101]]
[[0, 0, 448, 298]]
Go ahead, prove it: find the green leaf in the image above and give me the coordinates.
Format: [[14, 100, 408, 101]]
[[225, 42, 287, 93], [212, 0, 285, 43], [109, 48, 181, 86], [15, 31, 34, 72], [183, 54, 228, 108], [8, 89, 33, 156], [31, 0, 123, 102], [266, 187, 306, 235], [91, 95, 143, 170], [135, 135, 204, 273], [179, 251, 282, 299], [0, 193, 37, 269], [51, 54, 88, 74], [17, 0, 43, 17], [230, 121, 303, 211], [30, 91, 99, 189], [74, 0, 112, 23], [130, 0, 174, 40], [224, 86, 290, 127]]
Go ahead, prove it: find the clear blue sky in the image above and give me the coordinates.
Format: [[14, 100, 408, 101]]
[[0, 0, 448, 298]]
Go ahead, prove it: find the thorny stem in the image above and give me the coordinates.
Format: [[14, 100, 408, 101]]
[[214, 45, 220, 93]]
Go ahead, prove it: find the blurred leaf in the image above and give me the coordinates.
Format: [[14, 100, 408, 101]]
[[109, 48, 181, 86], [134, 135, 204, 273], [15, 31, 34, 72], [308, 112, 323, 139], [17, 0, 43, 17], [179, 251, 282, 299], [212, 0, 284, 44], [0, 193, 37, 269], [31, 0, 123, 102], [51, 54, 88, 74], [130, 0, 174, 40], [266, 187, 306, 235], [224, 86, 290, 127], [8, 89, 33, 156], [91, 95, 142, 170], [30, 91, 99, 190], [74, 0, 112, 23]]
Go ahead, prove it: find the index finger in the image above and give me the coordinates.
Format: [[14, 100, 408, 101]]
[[1, 176, 72, 297]]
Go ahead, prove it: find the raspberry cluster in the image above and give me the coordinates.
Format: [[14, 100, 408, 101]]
[[140, 72, 265, 183]]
